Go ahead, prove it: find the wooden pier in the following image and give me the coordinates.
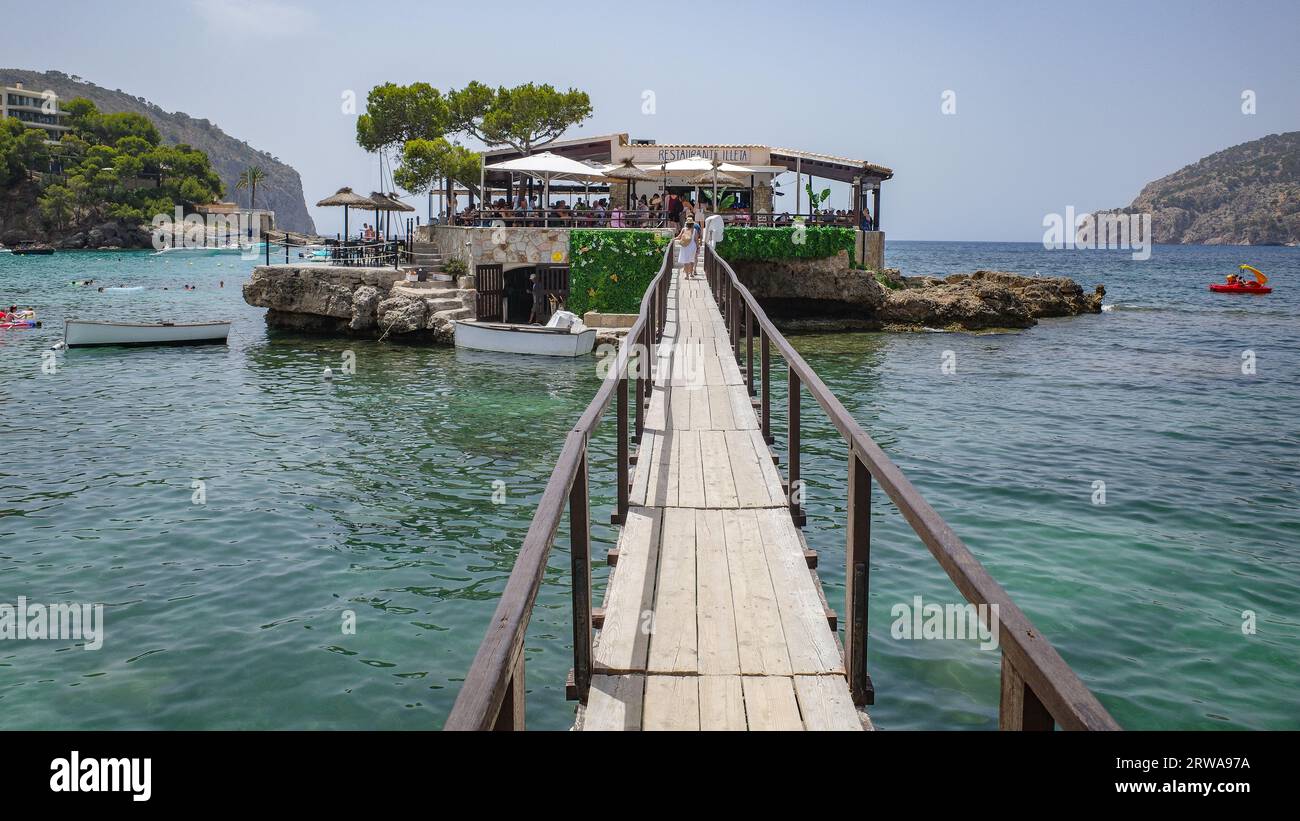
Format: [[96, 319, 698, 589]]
[[580, 273, 862, 730], [446, 244, 1120, 732]]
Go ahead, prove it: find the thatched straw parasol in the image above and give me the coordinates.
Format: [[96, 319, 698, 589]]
[[603, 159, 656, 208], [366, 192, 414, 239], [686, 170, 747, 188], [316, 187, 376, 240]]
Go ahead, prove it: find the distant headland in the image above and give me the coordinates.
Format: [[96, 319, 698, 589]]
[[1098, 131, 1299, 246]]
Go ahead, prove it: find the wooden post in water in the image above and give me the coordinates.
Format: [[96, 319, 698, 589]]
[[761, 330, 772, 444], [745, 302, 755, 396], [999, 655, 1054, 730], [614, 376, 629, 524], [492, 653, 525, 730], [635, 323, 646, 442], [730, 281, 739, 356], [788, 369, 801, 525], [569, 450, 593, 704], [646, 296, 656, 400], [846, 450, 874, 705]]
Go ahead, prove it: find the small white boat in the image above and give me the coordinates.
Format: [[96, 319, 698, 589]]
[[454, 311, 597, 357], [64, 319, 231, 348], [151, 244, 248, 256]]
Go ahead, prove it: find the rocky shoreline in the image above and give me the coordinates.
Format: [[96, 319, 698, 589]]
[[242, 260, 1105, 344], [243, 265, 475, 343]]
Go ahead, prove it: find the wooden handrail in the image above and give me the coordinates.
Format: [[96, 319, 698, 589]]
[[702, 244, 1121, 731], [444, 245, 674, 730]]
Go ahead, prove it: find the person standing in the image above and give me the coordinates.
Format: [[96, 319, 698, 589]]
[[675, 220, 698, 277], [528, 272, 547, 324]]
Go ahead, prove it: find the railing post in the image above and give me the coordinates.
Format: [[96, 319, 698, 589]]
[[761, 330, 771, 444], [265, 235, 270, 266], [846, 449, 874, 706], [730, 281, 739, 357], [614, 376, 629, 525], [491, 652, 525, 730], [999, 655, 1054, 730], [745, 301, 755, 396], [647, 296, 657, 397], [635, 323, 646, 443], [570, 449, 593, 704], [788, 368, 803, 525]]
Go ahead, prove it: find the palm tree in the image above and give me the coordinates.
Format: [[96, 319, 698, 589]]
[[236, 166, 266, 211]]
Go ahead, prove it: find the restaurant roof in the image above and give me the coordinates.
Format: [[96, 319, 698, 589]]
[[481, 132, 893, 185]]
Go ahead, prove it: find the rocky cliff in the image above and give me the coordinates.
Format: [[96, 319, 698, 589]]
[[1097, 131, 1300, 245], [2, 69, 316, 233]]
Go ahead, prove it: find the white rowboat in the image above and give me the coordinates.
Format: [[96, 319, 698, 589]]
[[64, 319, 231, 348], [454, 320, 597, 357]]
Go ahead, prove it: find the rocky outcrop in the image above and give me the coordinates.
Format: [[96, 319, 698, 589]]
[[732, 252, 1104, 332], [58, 220, 153, 250], [243, 265, 475, 343], [349, 286, 381, 331], [875, 270, 1105, 331], [732, 252, 887, 317]]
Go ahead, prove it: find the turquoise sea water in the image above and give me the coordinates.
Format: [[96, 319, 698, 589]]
[[0, 242, 1296, 730]]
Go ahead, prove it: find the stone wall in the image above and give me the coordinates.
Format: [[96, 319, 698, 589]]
[[731, 252, 887, 319], [416, 225, 572, 267], [414, 224, 674, 270]]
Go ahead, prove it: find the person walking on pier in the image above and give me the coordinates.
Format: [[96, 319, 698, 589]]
[[676, 220, 698, 278]]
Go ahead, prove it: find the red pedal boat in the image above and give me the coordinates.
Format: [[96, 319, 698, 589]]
[[1211, 264, 1272, 294], [1209, 282, 1271, 294]]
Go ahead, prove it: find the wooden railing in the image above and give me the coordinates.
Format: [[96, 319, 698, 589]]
[[702, 244, 1119, 731], [443, 240, 1118, 731], [443, 245, 673, 731]]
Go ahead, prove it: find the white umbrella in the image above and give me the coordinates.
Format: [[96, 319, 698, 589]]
[[484, 152, 609, 226]]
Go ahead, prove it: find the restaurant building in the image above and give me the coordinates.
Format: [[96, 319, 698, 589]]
[[481, 132, 893, 231]]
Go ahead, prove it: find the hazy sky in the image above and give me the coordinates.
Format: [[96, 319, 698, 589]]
[[3, 0, 1297, 240]]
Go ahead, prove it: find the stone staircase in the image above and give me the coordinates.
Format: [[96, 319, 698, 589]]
[[404, 241, 445, 270], [378, 283, 477, 342]]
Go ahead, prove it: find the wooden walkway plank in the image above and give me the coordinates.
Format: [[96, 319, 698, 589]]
[[594, 507, 662, 673], [794, 675, 864, 731], [694, 509, 740, 675], [741, 676, 804, 731], [675, 430, 706, 508], [699, 430, 738, 508], [726, 430, 773, 508], [699, 675, 747, 730], [722, 509, 793, 676], [756, 508, 845, 675], [647, 507, 697, 673], [644, 676, 699, 730], [584, 674, 645, 730]]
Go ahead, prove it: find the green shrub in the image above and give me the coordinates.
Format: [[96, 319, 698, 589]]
[[568, 229, 670, 316], [715, 225, 856, 265], [442, 256, 468, 277]]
